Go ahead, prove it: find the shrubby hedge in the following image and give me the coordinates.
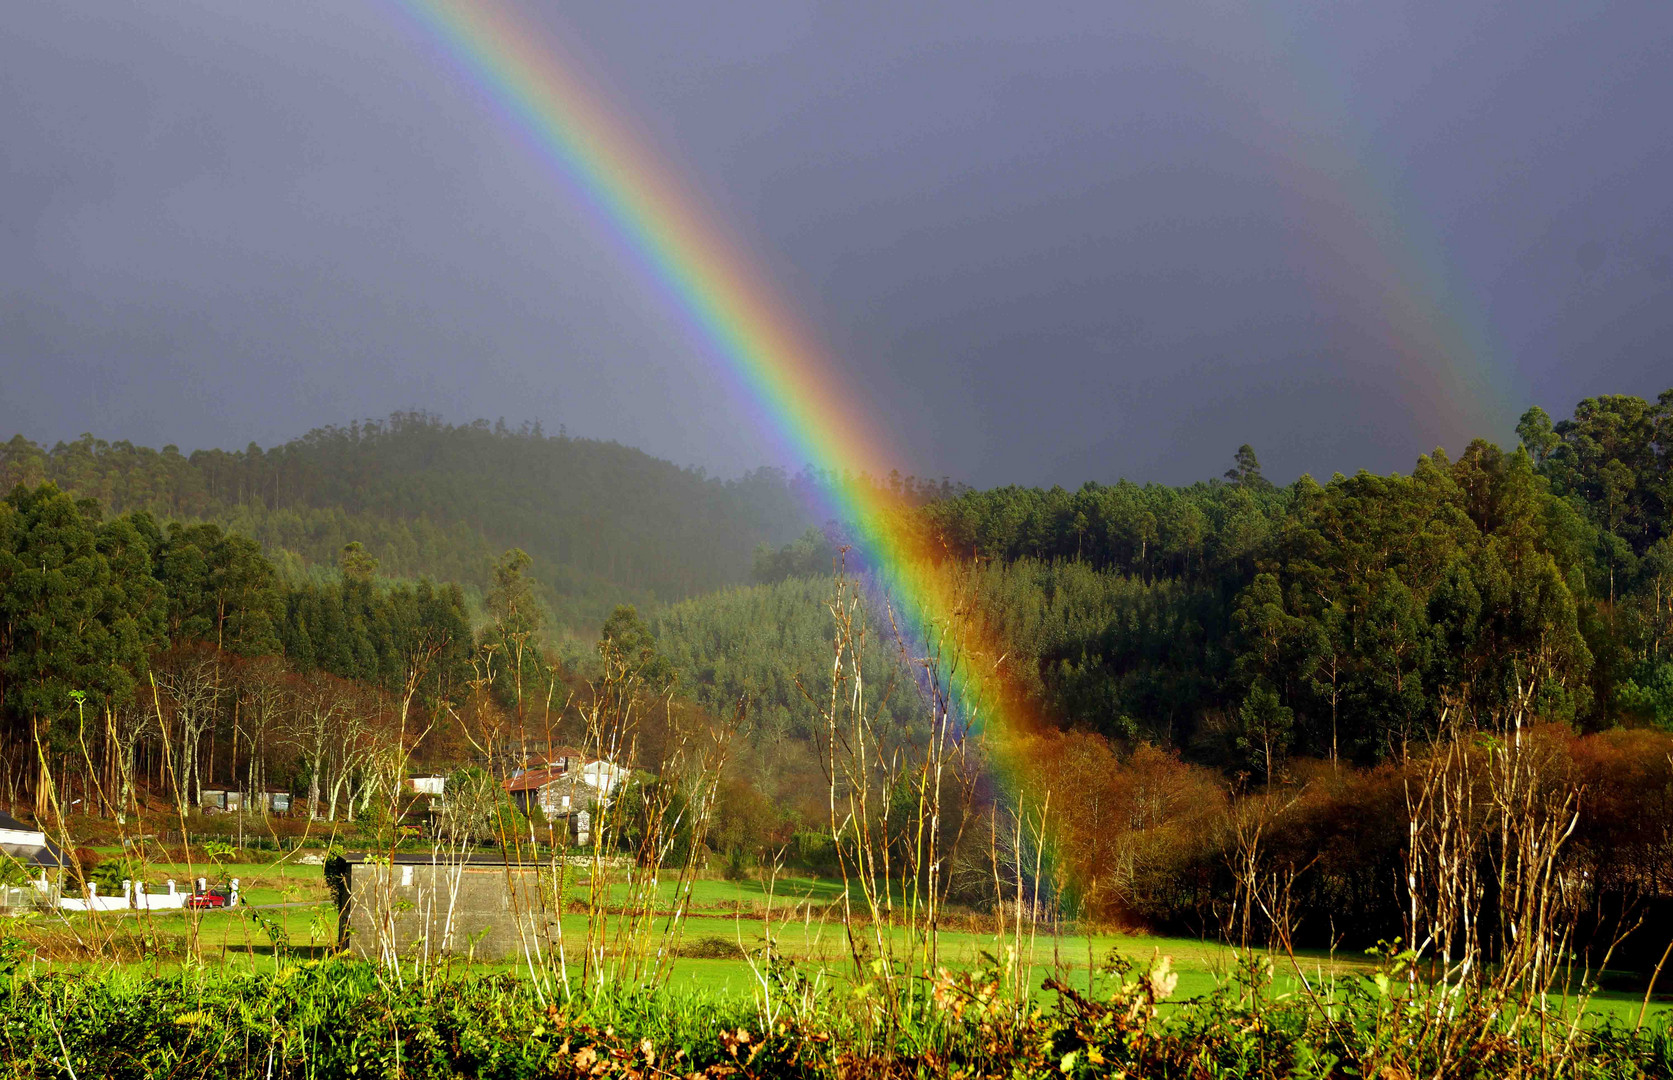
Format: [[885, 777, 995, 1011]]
[[1, 957, 1669, 1078]]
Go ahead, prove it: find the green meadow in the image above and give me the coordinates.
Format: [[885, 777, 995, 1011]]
[[20, 862, 1667, 1026]]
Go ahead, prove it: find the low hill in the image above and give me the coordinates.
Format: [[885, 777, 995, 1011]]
[[0, 412, 811, 628]]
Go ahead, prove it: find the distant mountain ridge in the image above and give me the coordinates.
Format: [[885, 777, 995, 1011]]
[[0, 412, 812, 628]]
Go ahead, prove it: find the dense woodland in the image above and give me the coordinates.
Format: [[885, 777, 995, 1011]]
[[720, 391, 1673, 772], [2, 390, 1670, 944], [0, 482, 489, 817], [0, 411, 813, 627]]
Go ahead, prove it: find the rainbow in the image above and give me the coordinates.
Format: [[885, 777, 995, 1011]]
[[389, 0, 1034, 745], [385, 0, 1517, 765], [1242, 2, 1520, 447], [374, 2, 1533, 919]]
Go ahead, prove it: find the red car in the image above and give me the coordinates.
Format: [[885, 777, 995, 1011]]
[[185, 890, 228, 910]]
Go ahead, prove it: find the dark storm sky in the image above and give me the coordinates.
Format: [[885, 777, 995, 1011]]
[[2, 1, 1669, 487]]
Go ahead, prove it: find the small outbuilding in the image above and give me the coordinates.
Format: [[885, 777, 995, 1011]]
[[328, 853, 566, 960]]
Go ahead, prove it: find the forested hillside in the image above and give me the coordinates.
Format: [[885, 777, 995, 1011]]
[[649, 575, 921, 744], [4, 390, 1667, 810], [0, 412, 812, 627], [936, 391, 1671, 764], [0, 483, 483, 813], [656, 390, 1673, 777]]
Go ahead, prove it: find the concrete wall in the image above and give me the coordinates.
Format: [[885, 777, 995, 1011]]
[[344, 862, 562, 961]]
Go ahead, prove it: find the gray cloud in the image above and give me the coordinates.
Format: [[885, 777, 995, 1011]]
[[2, 0, 1669, 485]]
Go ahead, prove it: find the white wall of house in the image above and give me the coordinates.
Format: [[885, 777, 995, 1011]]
[[578, 761, 626, 795]]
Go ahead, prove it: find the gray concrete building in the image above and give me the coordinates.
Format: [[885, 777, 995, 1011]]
[[331, 853, 568, 961]]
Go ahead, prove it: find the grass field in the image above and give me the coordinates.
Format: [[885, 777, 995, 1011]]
[[15, 860, 1670, 1024]]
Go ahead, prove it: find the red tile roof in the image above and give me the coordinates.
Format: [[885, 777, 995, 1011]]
[[503, 766, 568, 793], [521, 747, 583, 767]]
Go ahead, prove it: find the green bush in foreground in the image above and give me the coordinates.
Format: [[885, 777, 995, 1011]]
[[1, 954, 1669, 1079]]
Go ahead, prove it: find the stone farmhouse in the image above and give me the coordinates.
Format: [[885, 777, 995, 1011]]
[[502, 751, 628, 822]]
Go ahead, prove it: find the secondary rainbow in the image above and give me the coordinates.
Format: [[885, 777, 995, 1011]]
[[391, 0, 1028, 740]]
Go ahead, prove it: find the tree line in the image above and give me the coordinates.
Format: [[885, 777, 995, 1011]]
[[682, 390, 1672, 781], [0, 481, 489, 819]]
